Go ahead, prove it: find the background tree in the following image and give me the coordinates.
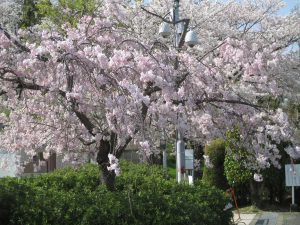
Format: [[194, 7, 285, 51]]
[[0, 0, 23, 33], [36, 0, 97, 28], [20, 0, 41, 28]]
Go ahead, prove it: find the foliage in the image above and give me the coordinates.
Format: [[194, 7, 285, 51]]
[[20, 0, 42, 28], [36, 0, 97, 27], [224, 128, 252, 186], [202, 138, 228, 190], [29, 163, 100, 191], [0, 161, 232, 225], [19, 0, 97, 28]]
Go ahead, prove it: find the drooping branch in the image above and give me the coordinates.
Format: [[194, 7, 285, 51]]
[[0, 68, 96, 136], [115, 101, 149, 158], [196, 98, 262, 110], [119, 39, 159, 63], [0, 90, 7, 96], [0, 26, 30, 52], [175, 72, 189, 88]]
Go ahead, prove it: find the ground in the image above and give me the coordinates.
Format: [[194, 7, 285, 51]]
[[234, 211, 300, 225]]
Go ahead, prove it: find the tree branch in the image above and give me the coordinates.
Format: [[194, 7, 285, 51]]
[[141, 7, 172, 24], [178, 19, 190, 49], [0, 68, 97, 136], [0, 26, 30, 52], [196, 98, 262, 110]]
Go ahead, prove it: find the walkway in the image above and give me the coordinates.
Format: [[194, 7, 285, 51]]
[[233, 212, 300, 225]]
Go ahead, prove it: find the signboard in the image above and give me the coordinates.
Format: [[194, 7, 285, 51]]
[[185, 149, 194, 170], [0, 151, 17, 177], [285, 164, 300, 187]]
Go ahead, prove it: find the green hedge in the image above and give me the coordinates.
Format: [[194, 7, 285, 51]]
[[202, 139, 228, 190], [0, 161, 232, 225]]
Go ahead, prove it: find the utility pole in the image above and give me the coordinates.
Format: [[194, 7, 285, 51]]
[[173, 0, 186, 183], [149, 0, 198, 183]]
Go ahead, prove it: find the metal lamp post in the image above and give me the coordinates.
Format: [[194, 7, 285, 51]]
[[158, 0, 199, 183], [160, 135, 167, 178]]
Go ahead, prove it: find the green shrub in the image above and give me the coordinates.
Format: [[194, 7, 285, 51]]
[[29, 163, 100, 191], [224, 129, 252, 186], [0, 161, 232, 225], [202, 139, 228, 190]]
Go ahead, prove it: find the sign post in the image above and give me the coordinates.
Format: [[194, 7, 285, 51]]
[[285, 164, 300, 211], [185, 149, 194, 185]]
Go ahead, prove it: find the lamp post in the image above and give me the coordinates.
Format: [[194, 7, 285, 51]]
[[158, 0, 198, 183], [160, 134, 167, 178]]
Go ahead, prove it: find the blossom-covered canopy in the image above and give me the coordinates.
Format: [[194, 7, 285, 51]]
[[0, 0, 299, 178]]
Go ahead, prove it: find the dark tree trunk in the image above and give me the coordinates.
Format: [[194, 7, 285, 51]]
[[96, 139, 116, 191], [99, 162, 116, 191], [250, 180, 263, 208]]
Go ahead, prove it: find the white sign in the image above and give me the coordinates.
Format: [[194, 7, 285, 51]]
[[185, 149, 194, 170], [285, 164, 300, 186]]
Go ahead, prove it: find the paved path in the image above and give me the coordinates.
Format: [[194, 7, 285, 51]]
[[233, 213, 257, 225], [245, 212, 300, 225]]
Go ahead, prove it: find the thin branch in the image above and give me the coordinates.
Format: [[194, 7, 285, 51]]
[[115, 102, 148, 158], [197, 40, 226, 61], [196, 98, 262, 110], [141, 7, 172, 24], [119, 39, 159, 64], [0, 26, 30, 52]]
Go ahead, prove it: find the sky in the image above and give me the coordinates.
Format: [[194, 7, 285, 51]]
[[48, 0, 299, 15], [278, 0, 299, 15]]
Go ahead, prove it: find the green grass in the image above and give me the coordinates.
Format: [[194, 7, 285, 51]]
[[168, 165, 176, 178], [167, 161, 176, 179], [237, 205, 262, 213], [237, 203, 292, 213]]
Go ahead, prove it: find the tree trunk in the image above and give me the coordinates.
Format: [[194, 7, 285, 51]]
[[96, 139, 116, 191], [250, 180, 263, 208], [99, 162, 116, 191]]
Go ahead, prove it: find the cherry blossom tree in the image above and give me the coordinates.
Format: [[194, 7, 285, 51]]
[[0, 0, 23, 33], [0, 0, 299, 190]]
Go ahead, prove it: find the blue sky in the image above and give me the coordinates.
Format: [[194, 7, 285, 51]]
[[279, 0, 299, 15], [49, 0, 299, 15]]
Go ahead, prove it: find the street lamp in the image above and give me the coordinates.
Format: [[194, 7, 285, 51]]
[[159, 21, 171, 38], [157, 0, 199, 183], [185, 28, 199, 47]]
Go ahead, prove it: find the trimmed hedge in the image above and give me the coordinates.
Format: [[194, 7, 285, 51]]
[[0, 161, 232, 225]]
